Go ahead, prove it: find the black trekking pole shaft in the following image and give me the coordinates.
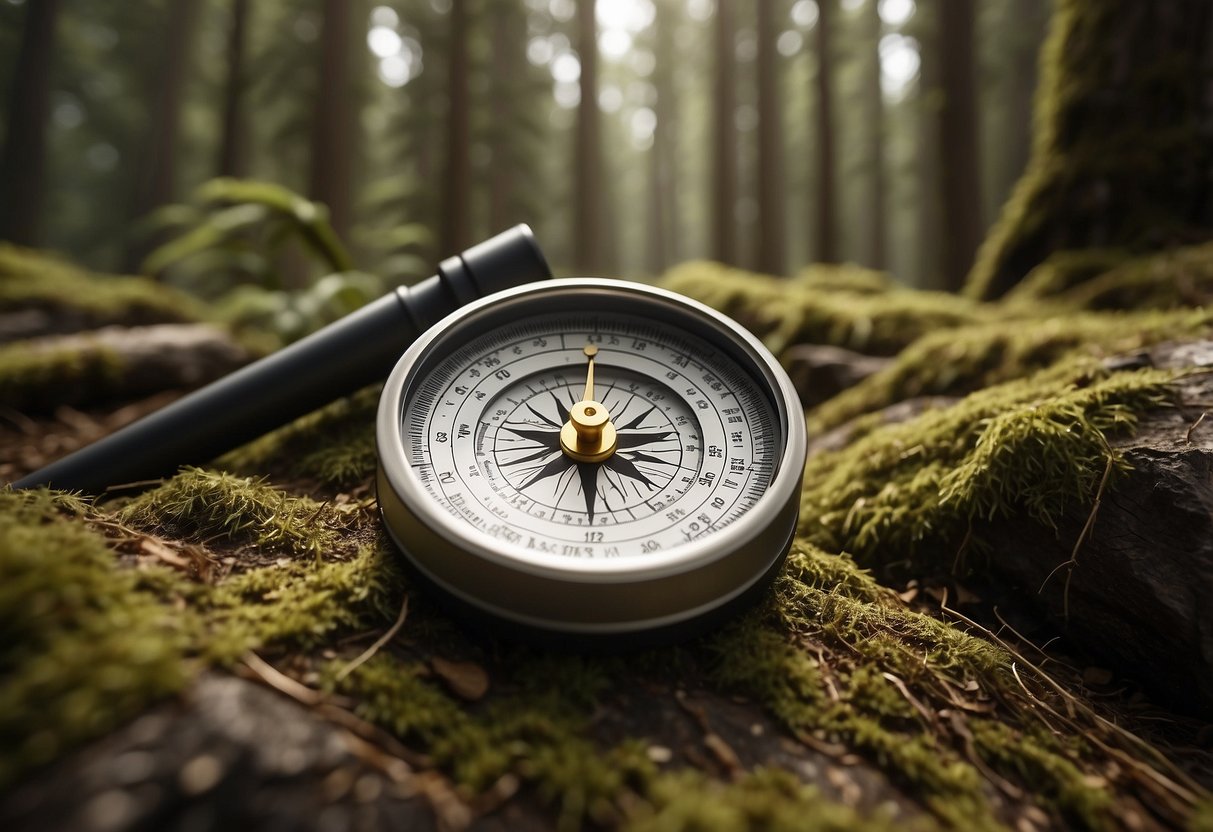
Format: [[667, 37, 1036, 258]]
[[13, 225, 551, 494]]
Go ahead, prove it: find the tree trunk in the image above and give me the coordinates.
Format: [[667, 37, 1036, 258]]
[[216, 0, 250, 178], [814, 0, 839, 264], [646, 0, 678, 275], [574, 0, 602, 273], [866, 0, 887, 270], [126, 0, 200, 268], [0, 0, 58, 247], [488, 2, 519, 235], [755, 0, 786, 275], [711, 0, 738, 266], [937, 0, 982, 292], [440, 0, 471, 257], [309, 0, 355, 247], [966, 0, 1213, 299], [913, 5, 943, 289]]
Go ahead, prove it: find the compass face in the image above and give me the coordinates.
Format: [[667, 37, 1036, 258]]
[[376, 279, 806, 636], [403, 314, 776, 558]]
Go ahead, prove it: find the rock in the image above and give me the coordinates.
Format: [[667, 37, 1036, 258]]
[[983, 340, 1213, 715], [784, 344, 893, 408]]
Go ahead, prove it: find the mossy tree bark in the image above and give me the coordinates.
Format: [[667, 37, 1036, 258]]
[[966, 0, 1213, 300]]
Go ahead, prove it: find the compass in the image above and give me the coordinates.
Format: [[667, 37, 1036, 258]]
[[376, 278, 806, 640]]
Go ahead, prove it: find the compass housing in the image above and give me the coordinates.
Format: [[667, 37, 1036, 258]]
[[376, 279, 806, 640]]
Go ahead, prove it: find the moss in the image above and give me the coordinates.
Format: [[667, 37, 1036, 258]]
[[0, 243, 204, 322], [966, 0, 1213, 299], [808, 308, 1209, 434], [0, 341, 124, 411], [804, 359, 1173, 568], [704, 544, 1125, 829], [0, 489, 189, 787], [662, 261, 987, 356], [626, 768, 907, 832], [221, 386, 380, 487], [1044, 242, 1213, 311], [332, 655, 654, 830], [199, 541, 401, 663], [1002, 249, 1130, 302], [117, 467, 347, 558], [970, 721, 1111, 829]]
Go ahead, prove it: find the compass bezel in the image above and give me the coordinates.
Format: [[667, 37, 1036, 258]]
[[376, 278, 806, 635]]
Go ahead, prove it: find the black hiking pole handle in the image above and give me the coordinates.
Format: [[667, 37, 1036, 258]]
[[13, 224, 552, 494]]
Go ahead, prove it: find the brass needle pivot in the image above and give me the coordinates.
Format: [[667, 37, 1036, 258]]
[[561, 344, 618, 463]]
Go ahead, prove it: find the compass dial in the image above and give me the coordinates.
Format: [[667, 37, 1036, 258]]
[[377, 279, 806, 637]]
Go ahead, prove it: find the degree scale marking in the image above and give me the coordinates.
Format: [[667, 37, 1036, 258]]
[[403, 312, 777, 555]]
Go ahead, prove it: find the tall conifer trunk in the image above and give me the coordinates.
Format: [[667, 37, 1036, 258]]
[[0, 0, 58, 247], [755, 0, 785, 275], [574, 0, 602, 273], [814, 0, 838, 263], [711, 0, 738, 265], [440, 0, 471, 256], [310, 0, 355, 246], [937, 0, 982, 292]]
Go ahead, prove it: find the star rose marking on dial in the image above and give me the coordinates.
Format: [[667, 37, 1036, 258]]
[[498, 382, 681, 524]]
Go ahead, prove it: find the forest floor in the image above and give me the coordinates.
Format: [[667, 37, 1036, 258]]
[[2, 244, 1213, 831]]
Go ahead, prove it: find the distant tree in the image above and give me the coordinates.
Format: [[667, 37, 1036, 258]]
[[217, 0, 250, 178], [439, 0, 471, 256], [127, 0, 201, 268], [0, 0, 59, 246], [712, 0, 738, 265], [574, 0, 603, 273], [911, 3, 943, 288], [646, 0, 679, 274], [814, 0, 838, 263], [755, 0, 786, 275], [937, 0, 982, 291], [865, 0, 887, 270], [309, 0, 355, 244]]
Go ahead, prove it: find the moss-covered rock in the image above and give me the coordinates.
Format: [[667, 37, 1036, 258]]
[[662, 261, 987, 356], [0, 244, 205, 332]]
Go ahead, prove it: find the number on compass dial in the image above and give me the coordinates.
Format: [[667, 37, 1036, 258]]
[[406, 314, 778, 554]]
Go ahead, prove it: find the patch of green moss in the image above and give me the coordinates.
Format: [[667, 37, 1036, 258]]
[[0, 244, 204, 322], [626, 768, 907, 832], [332, 655, 653, 830], [221, 386, 380, 487], [0, 489, 189, 787], [808, 308, 1209, 434], [804, 359, 1173, 568], [199, 541, 401, 663], [662, 261, 987, 356], [117, 467, 345, 558], [1043, 243, 1213, 311], [1002, 249, 1130, 302], [0, 341, 124, 411], [705, 543, 1124, 829], [970, 721, 1111, 829]]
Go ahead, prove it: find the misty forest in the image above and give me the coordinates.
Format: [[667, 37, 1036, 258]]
[[4, 0, 1213, 830]]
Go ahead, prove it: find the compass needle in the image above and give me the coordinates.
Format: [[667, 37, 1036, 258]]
[[378, 279, 806, 638]]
